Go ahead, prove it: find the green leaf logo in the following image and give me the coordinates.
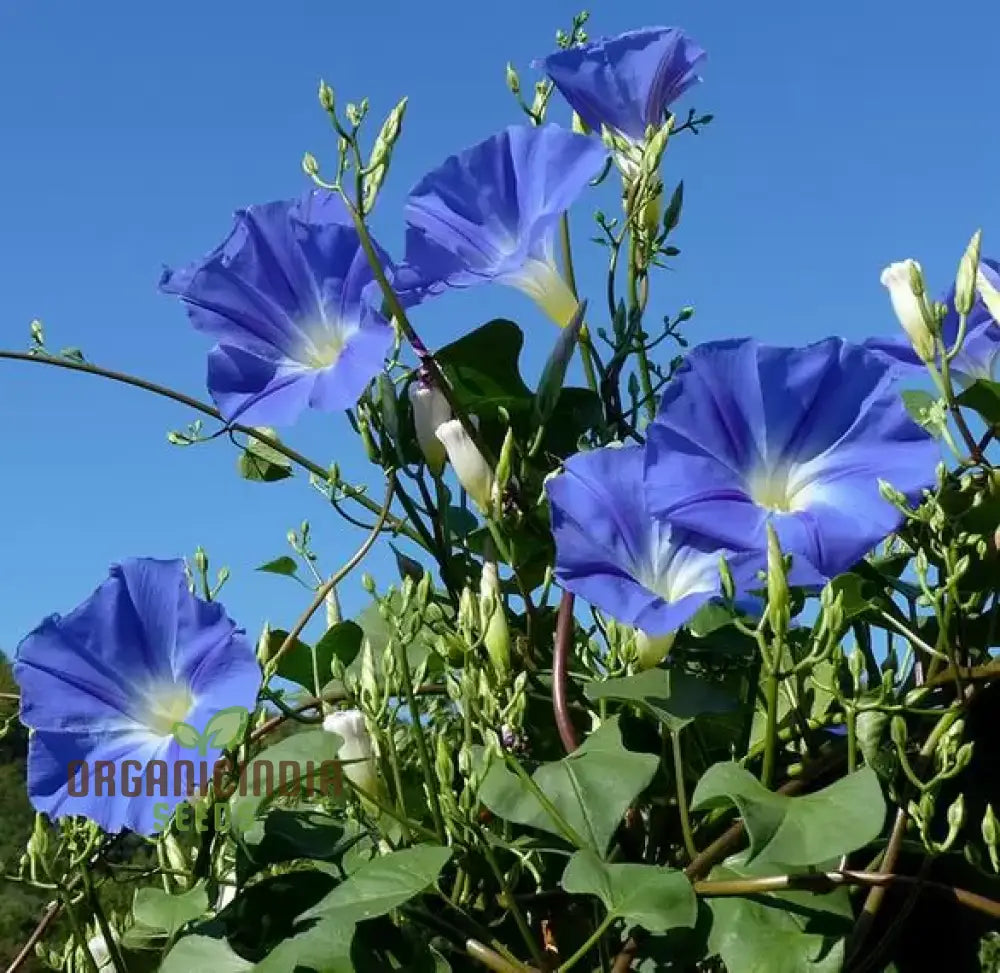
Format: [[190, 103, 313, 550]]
[[171, 706, 249, 755], [204, 706, 249, 751], [171, 721, 202, 751]]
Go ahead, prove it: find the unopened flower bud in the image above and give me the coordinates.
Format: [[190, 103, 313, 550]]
[[955, 231, 982, 317], [493, 426, 516, 501], [505, 62, 520, 96], [765, 524, 790, 635], [318, 80, 335, 112], [479, 562, 511, 678], [323, 709, 378, 796], [635, 630, 676, 670], [436, 419, 494, 514], [571, 111, 591, 136], [881, 260, 935, 362], [982, 805, 1000, 872], [408, 382, 451, 476]]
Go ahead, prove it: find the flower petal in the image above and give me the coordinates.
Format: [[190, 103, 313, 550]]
[[547, 444, 750, 634], [540, 27, 706, 141], [644, 337, 939, 580], [403, 124, 607, 293]]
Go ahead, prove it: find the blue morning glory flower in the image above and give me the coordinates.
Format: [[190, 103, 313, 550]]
[[643, 338, 940, 583], [546, 443, 755, 635], [539, 27, 706, 143], [160, 190, 402, 427], [866, 258, 1000, 385], [400, 124, 607, 328], [12, 558, 261, 835]]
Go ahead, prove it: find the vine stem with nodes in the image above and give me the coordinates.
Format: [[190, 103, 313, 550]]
[[0, 349, 427, 549], [264, 471, 396, 679]]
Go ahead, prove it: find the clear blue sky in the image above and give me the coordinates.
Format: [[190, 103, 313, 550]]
[[2, 0, 999, 656]]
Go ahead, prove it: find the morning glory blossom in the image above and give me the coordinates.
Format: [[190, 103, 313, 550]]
[[400, 124, 607, 328], [160, 190, 404, 427], [13, 558, 261, 835], [866, 258, 1000, 386], [643, 337, 940, 583], [539, 27, 706, 144], [546, 443, 755, 635]]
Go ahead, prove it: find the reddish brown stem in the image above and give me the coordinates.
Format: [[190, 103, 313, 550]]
[[553, 590, 579, 754]]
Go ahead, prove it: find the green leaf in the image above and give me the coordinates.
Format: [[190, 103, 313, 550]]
[[444, 505, 479, 539], [826, 572, 890, 622], [958, 378, 1000, 426], [561, 850, 697, 932], [254, 846, 452, 973], [270, 621, 364, 693], [238, 429, 294, 483], [302, 844, 452, 924], [230, 730, 345, 838], [160, 931, 252, 973], [687, 601, 738, 637], [237, 808, 350, 883], [132, 883, 209, 940], [690, 763, 886, 867], [314, 621, 364, 671], [479, 717, 659, 854], [434, 319, 533, 417], [706, 859, 851, 973], [901, 388, 948, 438], [584, 668, 739, 732], [391, 543, 428, 583], [171, 721, 202, 751], [535, 303, 586, 424], [540, 387, 605, 458], [255, 556, 299, 578], [204, 706, 250, 751]]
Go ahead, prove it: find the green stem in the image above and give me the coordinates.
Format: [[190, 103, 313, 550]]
[[626, 239, 656, 424], [481, 844, 546, 969], [40, 858, 99, 973], [79, 866, 128, 973], [559, 212, 599, 395], [392, 636, 447, 842], [670, 729, 698, 861], [265, 473, 396, 681], [0, 349, 426, 548], [557, 911, 617, 972], [760, 659, 781, 789], [381, 721, 411, 842], [346, 778, 438, 843]]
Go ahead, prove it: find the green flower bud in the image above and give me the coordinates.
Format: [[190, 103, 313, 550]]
[[890, 714, 908, 749], [493, 426, 516, 501], [505, 62, 520, 96], [318, 80, 335, 112], [635, 629, 676, 670], [361, 573, 377, 595], [479, 562, 511, 679], [955, 230, 982, 317], [765, 524, 790, 635], [982, 805, 1000, 872]]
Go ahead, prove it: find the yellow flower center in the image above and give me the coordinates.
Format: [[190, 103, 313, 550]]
[[142, 683, 194, 737], [748, 465, 811, 514]]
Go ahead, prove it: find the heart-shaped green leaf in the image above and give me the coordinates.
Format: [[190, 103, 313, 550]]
[[562, 850, 697, 932], [690, 763, 886, 867], [584, 668, 738, 732], [479, 718, 658, 854]]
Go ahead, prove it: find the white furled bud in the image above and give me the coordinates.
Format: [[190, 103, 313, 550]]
[[408, 381, 452, 476], [881, 260, 935, 362], [435, 419, 494, 514], [322, 708, 378, 796]]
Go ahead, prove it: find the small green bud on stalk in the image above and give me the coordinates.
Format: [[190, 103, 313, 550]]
[[635, 629, 676, 670], [982, 805, 1000, 872], [318, 81, 335, 112], [764, 524, 790, 637], [505, 62, 520, 96], [479, 561, 511, 679], [954, 230, 982, 317]]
